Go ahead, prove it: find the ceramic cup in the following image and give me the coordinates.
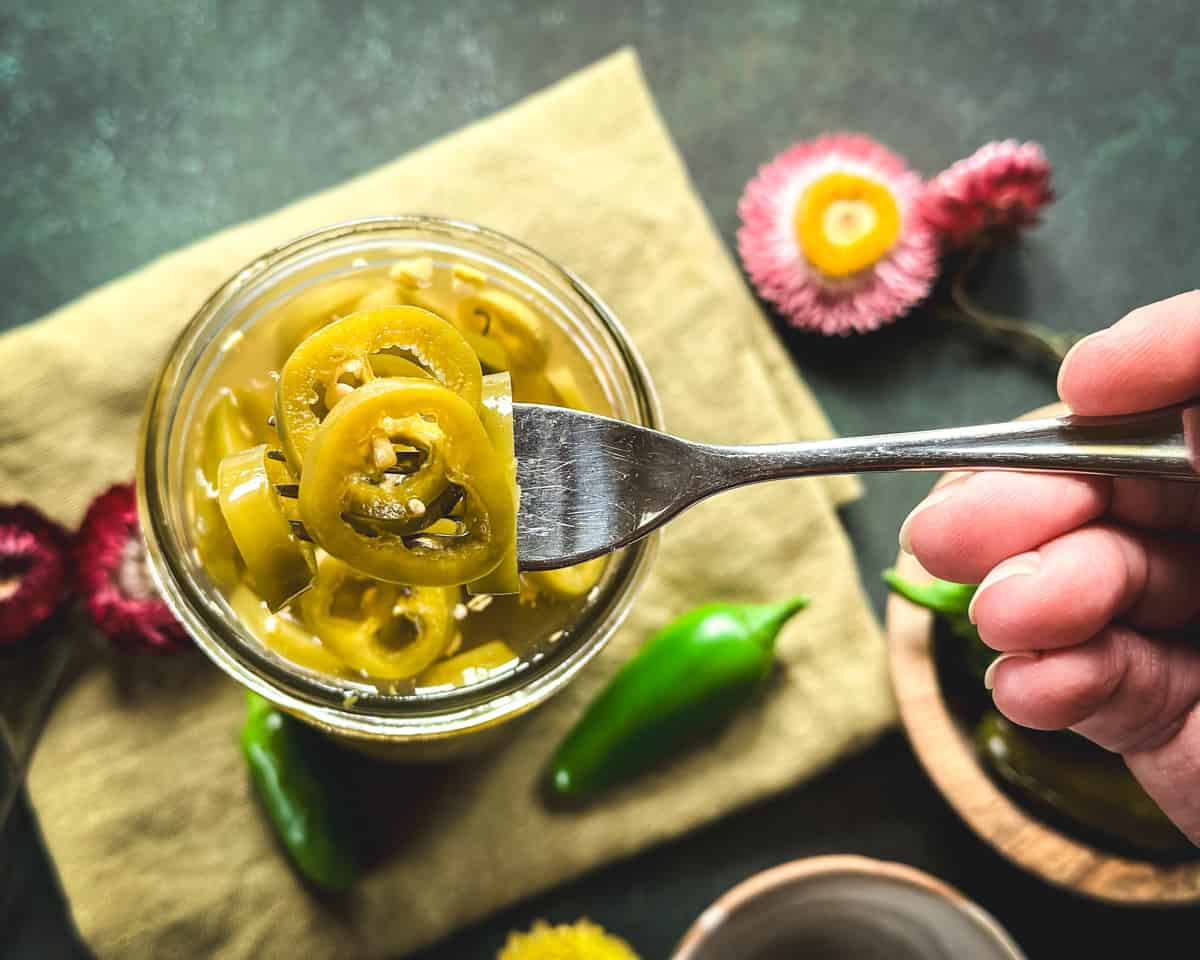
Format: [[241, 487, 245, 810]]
[[672, 855, 1025, 960]]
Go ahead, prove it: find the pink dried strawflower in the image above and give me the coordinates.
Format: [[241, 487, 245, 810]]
[[75, 482, 190, 655], [0, 504, 71, 646], [919, 140, 1054, 248], [737, 132, 939, 335]]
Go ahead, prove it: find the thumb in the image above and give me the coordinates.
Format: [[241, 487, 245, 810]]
[[1058, 290, 1200, 416]]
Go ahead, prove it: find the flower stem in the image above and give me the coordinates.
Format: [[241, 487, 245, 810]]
[[0, 612, 79, 829], [947, 246, 1083, 365]]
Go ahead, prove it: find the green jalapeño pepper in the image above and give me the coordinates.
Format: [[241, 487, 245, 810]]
[[976, 711, 1190, 855], [241, 692, 358, 891], [275, 306, 483, 470], [546, 596, 808, 802], [218, 444, 314, 610], [202, 387, 257, 482], [882, 570, 992, 682], [298, 378, 516, 587], [417, 640, 518, 689], [340, 408, 455, 535], [394, 284, 512, 374], [466, 372, 519, 596], [227, 584, 347, 677], [195, 388, 257, 587], [366, 353, 433, 380], [455, 288, 550, 371], [523, 557, 606, 601], [270, 273, 384, 360], [299, 555, 456, 679]]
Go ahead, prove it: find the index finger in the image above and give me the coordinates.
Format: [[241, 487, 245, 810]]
[[1058, 290, 1200, 415]]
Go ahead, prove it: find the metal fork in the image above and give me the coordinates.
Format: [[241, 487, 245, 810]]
[[513, 402, 1200, 570]]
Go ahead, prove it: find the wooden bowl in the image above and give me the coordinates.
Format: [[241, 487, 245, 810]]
[[888, 417, 1200, 904]]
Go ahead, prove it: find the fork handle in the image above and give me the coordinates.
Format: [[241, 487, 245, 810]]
[[701, 404, 1200, 487]]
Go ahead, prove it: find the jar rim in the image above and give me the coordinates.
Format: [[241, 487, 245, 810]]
[[138, 216, 660, 742]]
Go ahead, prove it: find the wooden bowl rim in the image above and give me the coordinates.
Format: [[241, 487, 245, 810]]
[[888, 457, 1200, 905]]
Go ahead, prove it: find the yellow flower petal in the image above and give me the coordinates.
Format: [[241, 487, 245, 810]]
[[795, 171, 900, 277], [498, 919, 640, 960]]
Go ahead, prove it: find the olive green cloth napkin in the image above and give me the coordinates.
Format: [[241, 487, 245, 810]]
[[8, 49, 894, 958]]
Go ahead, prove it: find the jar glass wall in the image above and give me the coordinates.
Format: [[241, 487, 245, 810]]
[[139, 217, 659, 753]]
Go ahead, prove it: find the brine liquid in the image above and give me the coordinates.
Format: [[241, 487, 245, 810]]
[[184, 255, 613, 695]]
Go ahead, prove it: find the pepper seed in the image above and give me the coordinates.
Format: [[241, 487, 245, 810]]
[[466, 594, 493, 613], [372, 435, 398, 469]]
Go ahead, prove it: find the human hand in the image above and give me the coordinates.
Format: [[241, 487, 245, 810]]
[[900, 290, 1200, 843]]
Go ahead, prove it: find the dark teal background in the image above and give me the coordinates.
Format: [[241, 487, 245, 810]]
[[3, 1, 1199, 956]]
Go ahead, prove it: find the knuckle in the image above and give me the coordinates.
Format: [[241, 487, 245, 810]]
[[1091, 629, 1183, 754]]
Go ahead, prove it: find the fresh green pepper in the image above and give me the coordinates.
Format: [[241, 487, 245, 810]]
[[976, 710, 1190, 856], [882, 570, 992, 682], [546, 596, 808, 802], [240, 692, 359, 891]]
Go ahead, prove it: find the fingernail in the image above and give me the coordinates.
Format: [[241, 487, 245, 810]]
[[967, 552, 1041, 624], [1056, 330, 1104, 400], [984, 651, 1040, 691], [898, 487, 958, 555]]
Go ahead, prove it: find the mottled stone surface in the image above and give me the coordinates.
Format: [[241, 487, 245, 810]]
[[3, 1, 1200, 957]]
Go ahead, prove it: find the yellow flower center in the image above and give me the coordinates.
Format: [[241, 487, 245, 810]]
[[794, 172, 901, 278]]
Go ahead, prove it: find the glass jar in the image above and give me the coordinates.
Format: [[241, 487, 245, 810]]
[[138, 216, 660, 758]]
